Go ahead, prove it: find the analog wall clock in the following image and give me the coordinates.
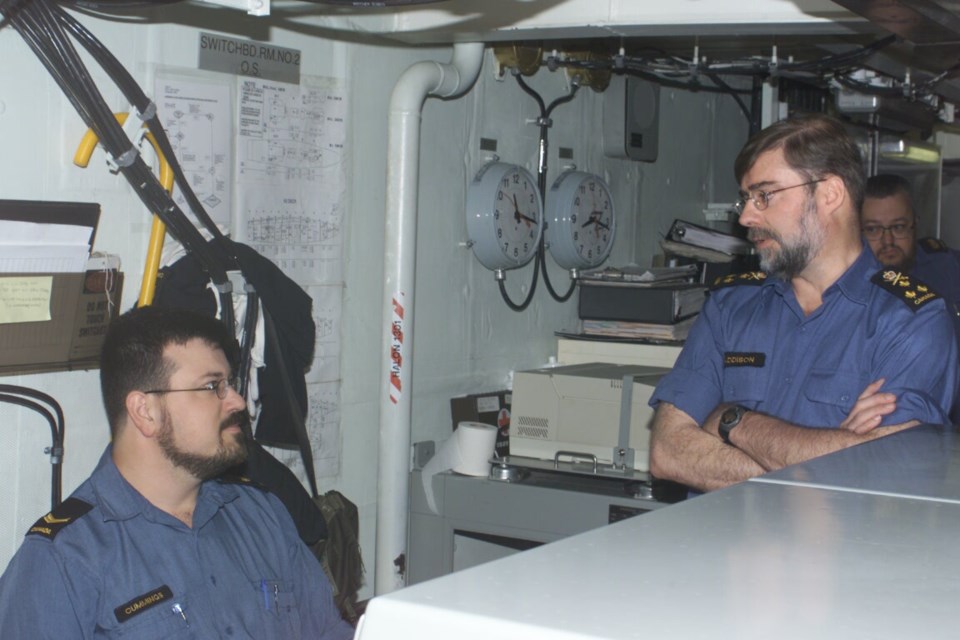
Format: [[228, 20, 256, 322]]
[[545, 170, 616, 270], [465, 162, 544, 271]]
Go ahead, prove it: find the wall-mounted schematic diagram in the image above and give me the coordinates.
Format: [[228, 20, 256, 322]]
[[155, 79, 233, 227]]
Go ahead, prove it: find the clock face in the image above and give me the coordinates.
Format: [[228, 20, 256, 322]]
[[466, 162, 544, 270], [493, 167, 541, 263], [546, 171, 616, 270]]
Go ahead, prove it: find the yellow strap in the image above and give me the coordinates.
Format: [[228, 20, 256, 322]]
[[73, 113, 173, 306]]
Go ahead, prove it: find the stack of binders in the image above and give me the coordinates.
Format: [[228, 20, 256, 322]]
[[577, 265, 706, 342]]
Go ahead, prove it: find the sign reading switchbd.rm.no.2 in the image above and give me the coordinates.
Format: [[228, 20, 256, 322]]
[[198, 32, 301, 85]]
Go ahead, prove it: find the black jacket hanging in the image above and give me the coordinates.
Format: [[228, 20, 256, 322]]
[[152, 238, 315, 448]]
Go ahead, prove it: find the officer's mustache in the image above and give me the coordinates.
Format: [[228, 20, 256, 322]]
[[220, 411, 249, 432], [748, 228, 783, 244]]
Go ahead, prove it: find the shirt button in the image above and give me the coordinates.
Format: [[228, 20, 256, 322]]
[[841, 395, 850, 402], [785, 377, 792, 384]]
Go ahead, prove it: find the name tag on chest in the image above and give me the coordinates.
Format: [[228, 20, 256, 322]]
[[724, 352, 766, 367]]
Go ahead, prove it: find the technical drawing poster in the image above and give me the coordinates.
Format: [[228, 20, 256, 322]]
[[235, 75, 347, 284], [154, 78, 233, 227], [265, 381, 341, 478], [236, 75, 348, 479], [304, 284, 341, 384]]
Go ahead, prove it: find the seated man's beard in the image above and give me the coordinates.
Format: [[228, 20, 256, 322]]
[[157, 410, 250, 480]]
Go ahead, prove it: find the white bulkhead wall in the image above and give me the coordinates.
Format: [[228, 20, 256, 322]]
[[0, 4, 749, 599]]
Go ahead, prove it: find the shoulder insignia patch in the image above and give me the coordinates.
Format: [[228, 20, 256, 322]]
[[918, 237, 948, 254], [871, 269, 940, 311], [27, 497, 93, 540], [711, 271, 767, 290]]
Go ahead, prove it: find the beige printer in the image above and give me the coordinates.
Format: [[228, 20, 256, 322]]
[[509, 362, 669, 472]]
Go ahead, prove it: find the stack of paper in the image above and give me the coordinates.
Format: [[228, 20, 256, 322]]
[[580, 264, 699, 285], [581, 315, 697, 342], [0, 200, 99, 273]]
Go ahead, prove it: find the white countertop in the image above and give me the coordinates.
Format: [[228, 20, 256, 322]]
[[356, 426, 960, 639]]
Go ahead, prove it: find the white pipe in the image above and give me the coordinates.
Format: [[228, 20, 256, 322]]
[[376, 42, 485, 595]]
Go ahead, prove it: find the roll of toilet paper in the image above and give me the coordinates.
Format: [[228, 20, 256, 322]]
[[421, 421, 497, 514]]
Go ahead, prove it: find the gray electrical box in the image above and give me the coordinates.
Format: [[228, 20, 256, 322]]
[[603, 75, 660, 162]]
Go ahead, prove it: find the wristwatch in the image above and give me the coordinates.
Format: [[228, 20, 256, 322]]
[[718, 405, 749, 445]]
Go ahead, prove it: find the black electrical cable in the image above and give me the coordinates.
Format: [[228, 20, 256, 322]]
[[918, 61, 960, 93], [833, 72, 912, 98], [705, 72, 752, 127], [55, 8, 240, 259], [235, 285, 260, 399], [61, 0, 185, 7], [0, 391, 63, 510], [52, 5, 242, 333], [2, 0, 240, 335], [514, 73, 578, 303], [55, 10, 224, 235], [622, 66, 750, 95], [497, 251, 540, 312], [779, 34, 897, 73], [301, 0, 449, 4]]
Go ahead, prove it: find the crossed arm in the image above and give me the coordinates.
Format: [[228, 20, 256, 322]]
[[649, 380, 920, 492]]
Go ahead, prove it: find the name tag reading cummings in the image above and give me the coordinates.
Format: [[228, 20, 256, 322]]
[[724, 352, 766, 367]]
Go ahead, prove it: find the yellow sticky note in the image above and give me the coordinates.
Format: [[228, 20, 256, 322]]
[[0, 276, 54, 324]]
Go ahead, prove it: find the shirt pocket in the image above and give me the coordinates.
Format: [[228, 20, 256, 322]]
[[721, 365, 769, 405], [251, 579, 301, 640], [802, 369, 868, 422], [107, 594, 198, 639]]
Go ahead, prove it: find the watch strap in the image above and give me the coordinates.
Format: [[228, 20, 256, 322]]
[[719, 404, 749, 445]]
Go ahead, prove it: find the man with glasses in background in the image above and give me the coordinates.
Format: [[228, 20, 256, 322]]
[[862, 173, 960, 331], [649, 114, 957, 493], [0, 306, 353, 639], [862, 173, 960, 421]]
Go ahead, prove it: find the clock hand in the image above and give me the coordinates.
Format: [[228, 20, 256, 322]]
[[512, 194, 523, 223], [581, 211, 603, 229], [518, 212, 539, 226]]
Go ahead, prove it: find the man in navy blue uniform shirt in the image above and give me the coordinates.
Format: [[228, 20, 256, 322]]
[[861, 173, 960, 339], [862, 173, 960, 423], [0, 306, 354, 639], [649, 114, 958, 492]]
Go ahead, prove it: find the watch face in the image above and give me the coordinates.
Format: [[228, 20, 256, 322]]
[[493, 168, 541, 263], [721, 406, 742, 427]]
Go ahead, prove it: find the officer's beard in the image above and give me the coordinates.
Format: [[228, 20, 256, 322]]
[[749, 195, 825, 280], [156, 408, 249, 481]]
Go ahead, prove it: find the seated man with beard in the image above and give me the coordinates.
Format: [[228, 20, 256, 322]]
[[0, 306, 353, 639], [649, 114, 958, 493]]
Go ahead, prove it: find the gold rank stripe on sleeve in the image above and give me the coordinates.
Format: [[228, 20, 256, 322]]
[[871, 269, 941, 311], [711, 271, 767, 290], [26, 497, 93, 540]]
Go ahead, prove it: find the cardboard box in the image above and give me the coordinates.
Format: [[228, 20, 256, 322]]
[[0, 270, 123, 375], [450, 390, 512, 458]]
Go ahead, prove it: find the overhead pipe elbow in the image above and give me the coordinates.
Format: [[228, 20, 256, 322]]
[[390, 42, 484, 114]]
